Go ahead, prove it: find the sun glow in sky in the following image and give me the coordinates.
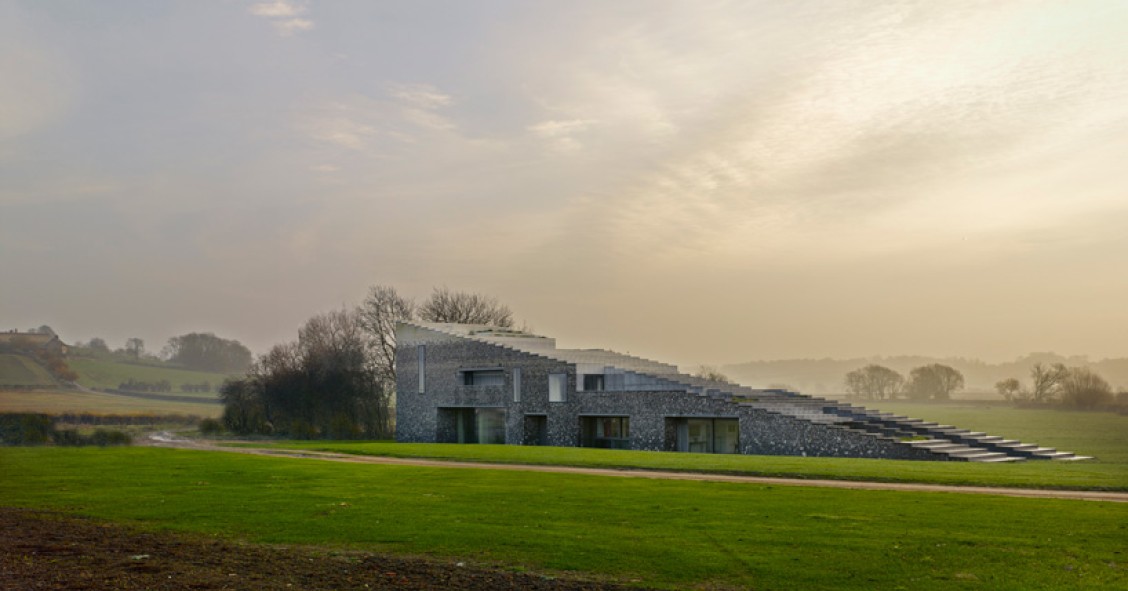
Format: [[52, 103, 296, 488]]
[[2, 1, 1127, 367]]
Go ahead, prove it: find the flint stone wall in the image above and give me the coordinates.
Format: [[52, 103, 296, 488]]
[[396, 326, 945, 461]]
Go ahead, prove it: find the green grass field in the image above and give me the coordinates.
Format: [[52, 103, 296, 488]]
[[0, 354, 57, 387], [69, 357, 231, 397], [252, 404, 1128, 491], [1, 447, 1123, 590], [0, 356, 228, 418], [865, 400, 1127, 460]]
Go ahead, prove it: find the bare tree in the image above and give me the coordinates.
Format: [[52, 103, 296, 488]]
[[905, 364, 964, 400], [994, 377, 1022, 401], [1059, 367, 1113, 410], [693, 365, 734, 384], [844, 365, 905, 401], [357, 285, 416, 391], [418, 287, 514, 327], [1029, 362, 1069, 403]]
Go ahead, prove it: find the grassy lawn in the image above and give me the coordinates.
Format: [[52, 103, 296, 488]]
[[248, 405, 1128, 491], [0, 389, 221, 417], [0, 354, 57, 387], [864, 401, 1128, 463], [1, 447, 1123, 590], [249, 440, 1128, 491], [69, 357, 231, 397]]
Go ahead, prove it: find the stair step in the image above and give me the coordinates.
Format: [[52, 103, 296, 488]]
[[1030, 450, 1075, 460], [947, 447, 998, 457], [971, 455, 1026, 463], [958, 451, 1011, 462], [927, 445, 979, 454], [989, 441, 1035, 451], [908, 439, 955, 448]]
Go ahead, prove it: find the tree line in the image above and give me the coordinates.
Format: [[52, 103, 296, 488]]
[[219, 285, 514, 439], [993, 363, 1122, 410], [74, 333, 252, 374], [845, 361, 1124, 410], [845, 363, 966, 401]]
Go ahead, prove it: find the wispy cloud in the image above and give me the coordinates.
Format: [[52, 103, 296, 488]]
[[248, 1, 302, 18], [528, 119, 596, 151], [248, 1, 313, 36], [388, 84, 453, 110]]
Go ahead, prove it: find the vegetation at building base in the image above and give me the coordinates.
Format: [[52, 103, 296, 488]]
[[220, 284, 515, 440], [0, 413, 132, 446], [1, 447, 1124, 590]]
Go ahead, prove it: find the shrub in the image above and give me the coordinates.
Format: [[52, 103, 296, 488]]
[[0, 413, 54, 445], [198, 418, 224, 435]]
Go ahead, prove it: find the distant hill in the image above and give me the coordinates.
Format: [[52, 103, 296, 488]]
[[0, 354, 59, 387], [723, 353, 1128, 396], [68, 357, 232, 397]]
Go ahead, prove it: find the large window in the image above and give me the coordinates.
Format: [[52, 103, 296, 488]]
[[451, 408, 507, 444], [461, 369, 505, 386], [548, 373, 567, 402], [580, 416, 630, 449], [680, 418, 739, 454], [582, 374, 605, 391]]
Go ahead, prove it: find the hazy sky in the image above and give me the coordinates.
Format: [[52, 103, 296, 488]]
[[3, 1, 1127, 368]]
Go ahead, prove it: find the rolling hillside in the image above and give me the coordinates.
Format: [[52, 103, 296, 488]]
[[0, 355, 230, 416], [68, 357, 232, 397], [0, 354, 58, 387]]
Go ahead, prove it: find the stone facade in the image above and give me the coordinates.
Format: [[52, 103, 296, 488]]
[[396, 323, 945, 461]]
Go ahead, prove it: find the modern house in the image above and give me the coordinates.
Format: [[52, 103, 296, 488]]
[[395, 322, 1087, 462]]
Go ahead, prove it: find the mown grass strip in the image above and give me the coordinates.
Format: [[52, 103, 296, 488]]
[[3, 447, 1126, 590], [240, 404, 1127, 491], [242, 439, 1127, 491]]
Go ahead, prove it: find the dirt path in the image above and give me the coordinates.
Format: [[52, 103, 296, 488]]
[[144, 433, 1128, 503], [0, 507, 645, 591]]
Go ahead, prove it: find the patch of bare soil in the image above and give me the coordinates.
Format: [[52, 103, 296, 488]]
[[0, 508, 647, 591]]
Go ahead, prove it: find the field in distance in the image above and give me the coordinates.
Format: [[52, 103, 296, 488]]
[[0, 354, 228, 417], [0, 354, 58, 387]]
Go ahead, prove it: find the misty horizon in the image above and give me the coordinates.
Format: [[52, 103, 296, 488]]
[[3, 1, 1127, 372]]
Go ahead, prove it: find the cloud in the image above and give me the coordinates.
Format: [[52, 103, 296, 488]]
[[528, 119, 595, 151], [248, 1, 313, 36], [388, 84, 453, 110], [248, 1, 302, 18], [272, 18, 313, 36]]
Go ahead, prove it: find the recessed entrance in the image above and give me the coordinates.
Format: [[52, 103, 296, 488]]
[[579, 416, 630, 449], [440, 408, 506, 444], [672, 418, 739, 454]]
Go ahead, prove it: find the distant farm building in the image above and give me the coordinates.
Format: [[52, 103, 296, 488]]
[[0, 331, 68, 356]]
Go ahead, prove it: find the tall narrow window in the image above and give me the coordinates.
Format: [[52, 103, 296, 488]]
[[548, 373, 566, 402], [417, 345, 426, 394], [513, 367, 522, 402]]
